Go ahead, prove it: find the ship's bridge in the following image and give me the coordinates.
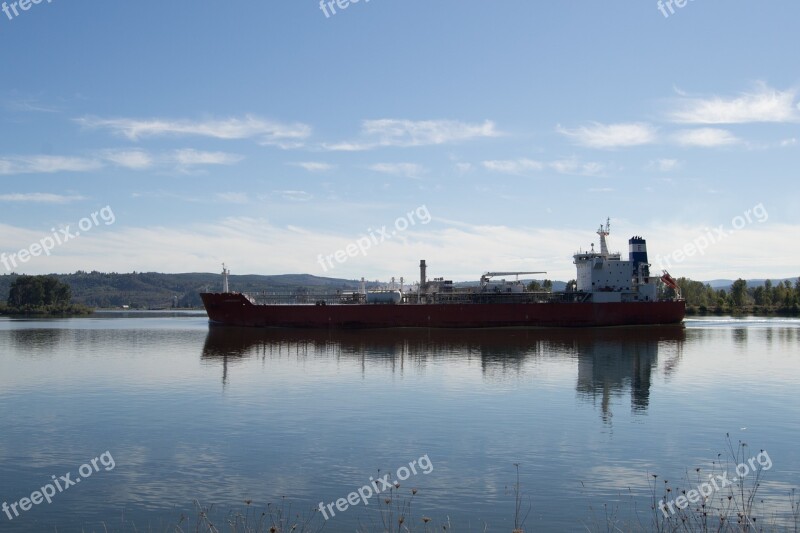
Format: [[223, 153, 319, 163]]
[[574, 251, 633, 294], [572, 220, 658, 303]]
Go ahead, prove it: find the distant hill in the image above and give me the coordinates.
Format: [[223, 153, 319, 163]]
[[704, 279, 736, 289], [0, 272, 364, 309], [705, 278, 797, 291]]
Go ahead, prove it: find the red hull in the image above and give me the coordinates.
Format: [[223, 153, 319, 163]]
[[201, 293, 685, 328]]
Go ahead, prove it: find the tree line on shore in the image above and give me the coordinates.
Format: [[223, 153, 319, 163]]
[[672, 277, 800, 315], [0, 275, 91, 315]]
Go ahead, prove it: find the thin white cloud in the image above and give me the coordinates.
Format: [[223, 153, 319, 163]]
[[455, 162, 473, 174], [0, 155, 102, 175], [368, 162, 428, 179], [647, 158, 680, 172], [30, 156, 101, 173], [5, 99, 59, 113], [276, 190, 313, 202], [672, 128, 741, 147], [0, 193, 86, 204], [482, 158, 604, 176], [290, 162, 334, 172], [557, 122, 657, 148], [101, 150, 154, 169], [172, 149, 243, 167], [482, 159, 543, 176], [668, 84, 799, 124], [0, 149, 243, 176], [75, 115, 312, 147], [130, 190, 202, 202], [216, 192, 250, 204], [549, 158, 605, 176], [672, 84, 689, 98], [324, 119, 501, 151]]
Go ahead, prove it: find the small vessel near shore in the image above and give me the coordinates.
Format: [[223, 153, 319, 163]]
[[201, 220, 685, 328]]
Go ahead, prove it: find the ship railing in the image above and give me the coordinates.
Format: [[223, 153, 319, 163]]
[[244, 291, 366, 305], [240, 290, 595, 305]]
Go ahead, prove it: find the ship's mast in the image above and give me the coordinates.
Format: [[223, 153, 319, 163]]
[[221, 263, 230, 293], [597, 217, 610, 257]]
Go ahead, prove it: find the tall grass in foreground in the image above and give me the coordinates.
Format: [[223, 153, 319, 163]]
[[172, 488, 461, 533], [585, 436, 799, 532], [160, 490, 453, 533]]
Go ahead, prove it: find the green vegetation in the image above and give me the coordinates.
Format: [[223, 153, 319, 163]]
[[665, 277, 800, 316], [526, 279, 554, 292], [1, 275, 92, 316]]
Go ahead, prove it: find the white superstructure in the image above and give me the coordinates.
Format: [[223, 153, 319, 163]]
[[573, 219, 658, 303]]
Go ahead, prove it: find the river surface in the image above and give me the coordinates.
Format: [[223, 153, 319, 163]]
[[0, 314, 798, 532]]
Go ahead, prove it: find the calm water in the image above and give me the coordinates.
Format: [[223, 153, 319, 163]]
[[0, 314, 798, 532]]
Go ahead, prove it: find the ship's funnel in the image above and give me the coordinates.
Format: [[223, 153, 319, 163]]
[[628, 237, 648, 271], [420, 260, 427, 287]]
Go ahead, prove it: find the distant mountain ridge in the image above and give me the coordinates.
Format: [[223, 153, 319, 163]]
[[0, 272, 795, 309], [704, 278, 798, 290]]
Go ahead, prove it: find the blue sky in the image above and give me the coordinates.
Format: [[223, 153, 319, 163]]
[[1, 1, 799, 282]]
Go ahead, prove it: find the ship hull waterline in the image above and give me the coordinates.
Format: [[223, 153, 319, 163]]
[[201, 293, 686, 329]]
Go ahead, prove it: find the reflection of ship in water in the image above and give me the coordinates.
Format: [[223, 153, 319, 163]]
[[201, 327, 556, 385], [202, 326, 686, 403], [575, 327, 685, 421]]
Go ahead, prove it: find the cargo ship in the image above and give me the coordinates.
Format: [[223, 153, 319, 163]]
[[201, 220, 685, 328]]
